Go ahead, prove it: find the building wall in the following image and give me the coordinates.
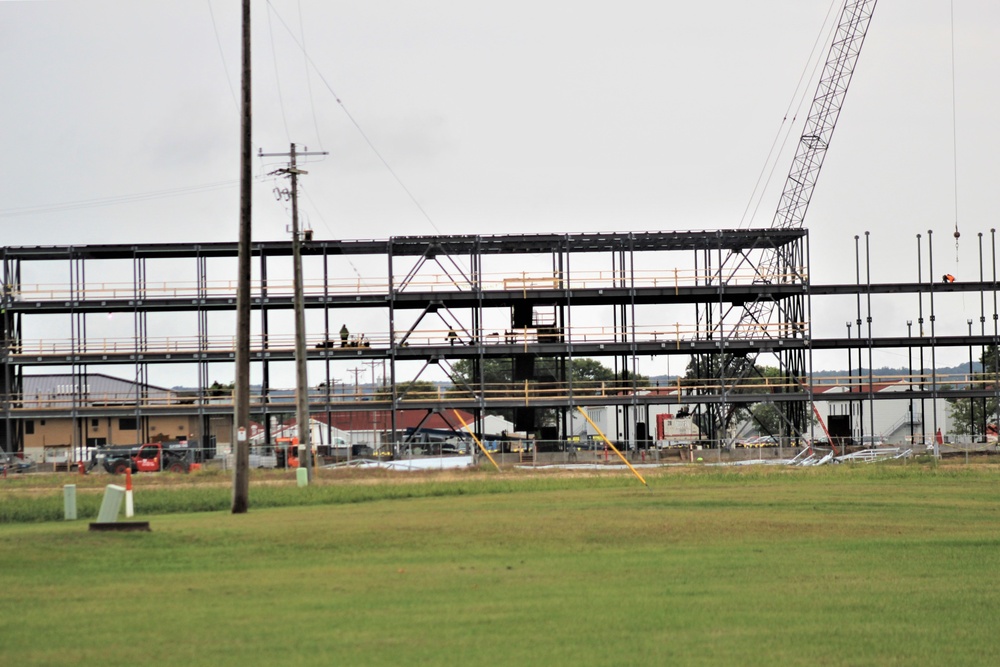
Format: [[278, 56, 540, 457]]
[[581, 402, 692, 445], [23, 414, 200, 460], [816, 387, 952, 445], [22, 418, 75, 449]]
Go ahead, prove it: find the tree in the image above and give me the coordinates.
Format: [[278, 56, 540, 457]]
[[450, 358, 511, 386], [571, 358, 616, 383], [683, 353, 760, 425], [946, 345, 1000, 437], [394, 380, 441, 400], [748, 402, 783, 436], [685, 358, 811, 442], [981, 344, 1000, 376], [207, 380, 235, 397], [450, 357, 638, 388], [945, 391, 998, 438], [748, 400, 816, 438]]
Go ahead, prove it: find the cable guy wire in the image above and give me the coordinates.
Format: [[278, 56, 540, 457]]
[[265, 1, 442, 235]]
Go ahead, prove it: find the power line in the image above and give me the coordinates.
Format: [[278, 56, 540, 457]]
[[0, 181, 238, 218], [264, 1, 442, 234], [266, 3, 292, 142], [205, 0, 239, 112], [297, 0, 324, 151]]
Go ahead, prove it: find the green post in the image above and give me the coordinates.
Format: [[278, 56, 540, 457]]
[[64, 484, 77, 521]]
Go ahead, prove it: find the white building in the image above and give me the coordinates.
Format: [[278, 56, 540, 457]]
[[577, 387, 699, 447], [812, 381, 952, 445]]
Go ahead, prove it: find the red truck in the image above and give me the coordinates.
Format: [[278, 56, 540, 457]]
[[100, 442, 201, 474]]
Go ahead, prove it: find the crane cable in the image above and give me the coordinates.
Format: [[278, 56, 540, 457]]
[[738, 0, 843, 230], [950, 0, 961, 263]]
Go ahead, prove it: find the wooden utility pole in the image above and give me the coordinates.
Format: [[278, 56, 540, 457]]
[[232, 0, 252, 513], [348, 367, 364, 397], [260, 143, 327, 482]]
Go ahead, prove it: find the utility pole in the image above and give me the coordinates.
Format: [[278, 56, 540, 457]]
[[348, 367, 365, 398], [364, 359, 382, 452], [363, 359, 381, 389], [232, 0, 252, 513], [260, 143, 328, 482]]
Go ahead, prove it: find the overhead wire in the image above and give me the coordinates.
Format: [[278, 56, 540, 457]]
[[264, 0, 442, 235], [266, 3, 292, 143], [738, 0, 843, 229], [297, 0, 325, 151], [11, 2, 435, 236], [206, 0, 239, 112], [0, 181, 238, 218], [300, 183, 369, 285], [949, 0, 961, 263], [1, 0, 257, 224]]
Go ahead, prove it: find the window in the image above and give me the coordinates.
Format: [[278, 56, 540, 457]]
[[56, 383, 90, 395], [118, 417, 137, 431], [24, 420, 34, 435], [90, 419, 99, 429]]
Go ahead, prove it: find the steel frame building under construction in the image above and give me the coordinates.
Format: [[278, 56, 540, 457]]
[[2, 228, 999, 459]]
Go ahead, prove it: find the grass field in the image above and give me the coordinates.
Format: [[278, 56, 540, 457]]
[[1, 464, 999, 666]]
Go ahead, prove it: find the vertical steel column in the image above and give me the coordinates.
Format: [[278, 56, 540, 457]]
[[69, 251, 84, 461], [0, 249, 11, 454], [388, 238, 398, 454], [628, 233, 639, 450], [259, 248, 270, 445], [865, 232, 875, 443], [132, 252, 148, 446], [322, 245, 333, 448], [715, 232, 726, 448], [917, 234, 926, 446], [473, 237, 484, 449], [195, 248, 210, 453], [800, 233, 814, 444], [907, 319, 914, 445], [562, 235, 574, 446], [853, 235, 864, 444], [928, 230, 939, 457], [965, 318, 973, 463], [992, 229, 999, 438], [978, 233, 987, 437]]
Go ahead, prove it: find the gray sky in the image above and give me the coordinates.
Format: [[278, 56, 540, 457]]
[[2, 0, 998, 377]]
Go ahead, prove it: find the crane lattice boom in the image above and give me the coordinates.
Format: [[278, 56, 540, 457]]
[[773, 0, 878, 230]]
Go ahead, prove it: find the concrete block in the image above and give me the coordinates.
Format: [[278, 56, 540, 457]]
[[97, 484, 126, 523]]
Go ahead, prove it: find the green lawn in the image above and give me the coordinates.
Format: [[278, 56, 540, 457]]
[[1, 465, 999, 666]]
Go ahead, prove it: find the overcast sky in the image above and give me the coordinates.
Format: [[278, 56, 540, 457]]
[[2, 0, 999, 378]]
